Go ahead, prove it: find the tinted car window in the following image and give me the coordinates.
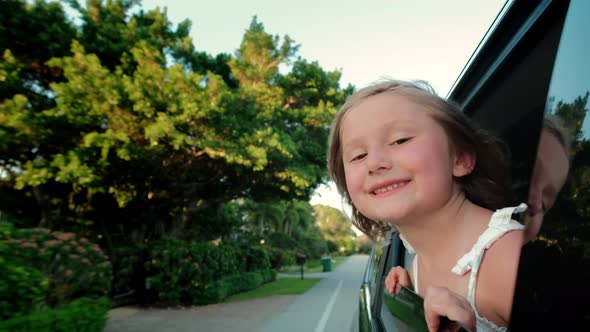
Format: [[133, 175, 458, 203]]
[[511, 0, 590, 329]]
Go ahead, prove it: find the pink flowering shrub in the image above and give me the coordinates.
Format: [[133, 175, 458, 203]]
[[0, 222, 112, 313]]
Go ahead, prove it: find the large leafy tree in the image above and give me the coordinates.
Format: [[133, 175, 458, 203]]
[[0, 1, 353, 246], [313, 204, 355, 252], [232, 199, 327, 257], [238, 199, 315, 237]]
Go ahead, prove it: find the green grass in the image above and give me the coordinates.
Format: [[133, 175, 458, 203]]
[[279, 256, 348, 274], [225, 277, 321, 302]]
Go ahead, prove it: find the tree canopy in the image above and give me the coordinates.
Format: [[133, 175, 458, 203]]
[[313, 204, 355, 252], [0, 0, 354, 246]]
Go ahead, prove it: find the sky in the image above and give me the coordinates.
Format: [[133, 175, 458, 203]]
[[133, 0, 506, 213]]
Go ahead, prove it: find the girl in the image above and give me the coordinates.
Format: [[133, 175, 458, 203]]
[[327, 80, 525, 332], [522, 115, 571, 243]]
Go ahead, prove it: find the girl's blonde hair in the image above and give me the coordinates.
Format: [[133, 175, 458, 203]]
[[327, 80, 511, 239]]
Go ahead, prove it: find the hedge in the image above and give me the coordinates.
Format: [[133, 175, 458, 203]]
[[197, 269, 277, 305], [0, 297, 110, 332], [145, 239, 273, 305]]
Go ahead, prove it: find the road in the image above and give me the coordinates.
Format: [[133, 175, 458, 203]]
[[261, 254, 368, 332], [104, 254, 369, 332]]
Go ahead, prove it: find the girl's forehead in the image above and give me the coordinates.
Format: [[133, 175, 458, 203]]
[[354, 91, 436, 116], [540, 130, 570, 169], [342, 94, 437, 129]]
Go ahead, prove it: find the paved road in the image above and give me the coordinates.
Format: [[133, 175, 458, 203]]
[[104, 254, 369, 332], [261, 254, 368, 332]]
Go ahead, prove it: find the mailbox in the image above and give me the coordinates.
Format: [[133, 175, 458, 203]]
[[295, 252, 306, 265]]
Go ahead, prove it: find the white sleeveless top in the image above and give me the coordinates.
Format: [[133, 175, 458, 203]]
[[408, 204, 527, 332]]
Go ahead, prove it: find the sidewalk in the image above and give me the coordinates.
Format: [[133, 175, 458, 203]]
[[104, 295, 297, 332]]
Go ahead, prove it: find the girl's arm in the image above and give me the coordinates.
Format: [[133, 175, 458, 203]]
[[476, 230, 524, 325]]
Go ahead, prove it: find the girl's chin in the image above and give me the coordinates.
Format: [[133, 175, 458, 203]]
[[366, 215, 405, 225]]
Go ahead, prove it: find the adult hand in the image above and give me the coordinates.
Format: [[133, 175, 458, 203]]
[[384, 266, 412, 295], [422, 286, 476, 332]]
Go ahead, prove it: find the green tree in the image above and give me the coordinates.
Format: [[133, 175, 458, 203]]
[[235, 199, 327, 257], [313, 204, 355, 254], [237, 199, 314, 237], [555, 91, 589, 143], [229, 16, 298, 87], [0, 1, 352, 246]]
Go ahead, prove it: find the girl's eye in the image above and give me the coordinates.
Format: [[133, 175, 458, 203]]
[[350, 153, 367, 162], [390, 137, 411, 145]]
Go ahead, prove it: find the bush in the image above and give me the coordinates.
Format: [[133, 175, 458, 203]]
[[0, 245, 48, 319], [267, 247, 295, 269], [107, 244, 146, 297], [145, 239, 274, 305], [199, 271, 263, 304], [0, 297, 110, 332], [261, 268, 277, 282], [145, 239, 240, 304], [198, 269, 276, 305], [0, 223, 111, 316], [326, 240, 339, 254], [239, 244, 271, 271]]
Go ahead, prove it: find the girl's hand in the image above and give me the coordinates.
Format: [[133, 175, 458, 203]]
[[384, 266, 412, 295], [422, 286, 476, 332]]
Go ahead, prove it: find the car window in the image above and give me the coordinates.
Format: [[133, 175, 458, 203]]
[[379, 233, 425, 332], [510, 0, 590, 329]]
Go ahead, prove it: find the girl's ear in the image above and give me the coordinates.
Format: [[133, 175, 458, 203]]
[[453, 150, 476, 177]]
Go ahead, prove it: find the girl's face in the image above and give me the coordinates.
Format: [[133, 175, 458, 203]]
[[340, 92, 467, 224], [523, 129, 570, 242]]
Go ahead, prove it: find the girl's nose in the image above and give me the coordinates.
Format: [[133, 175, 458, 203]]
[[367, 150, 393, 174]]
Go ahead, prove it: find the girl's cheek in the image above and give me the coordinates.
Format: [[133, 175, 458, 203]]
[[344, 168, 360, 191]]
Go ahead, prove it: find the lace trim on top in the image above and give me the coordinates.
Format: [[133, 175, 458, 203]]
[[475, 311, 507, 332]]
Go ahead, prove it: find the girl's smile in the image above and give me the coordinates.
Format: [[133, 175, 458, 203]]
[[369, 179, 411, 196]]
